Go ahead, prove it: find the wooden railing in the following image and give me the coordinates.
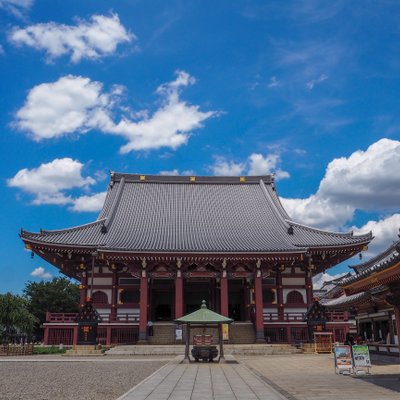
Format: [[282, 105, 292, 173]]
[[45, 312, 140, 323], [263, 311, 348, 322], [0, 344, 34, 356]]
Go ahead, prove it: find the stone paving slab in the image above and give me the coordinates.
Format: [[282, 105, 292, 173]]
[[118, 357, 286, 400], [240, 354, 400, 400]]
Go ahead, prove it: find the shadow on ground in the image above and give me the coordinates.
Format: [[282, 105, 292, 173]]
[[356, 374, 400, 393]]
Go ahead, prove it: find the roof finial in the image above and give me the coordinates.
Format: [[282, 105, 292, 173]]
[[201, 300, 207, 309]]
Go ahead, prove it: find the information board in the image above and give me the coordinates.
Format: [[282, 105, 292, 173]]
[[222, 324, 229, 341], [175, 325, 183, 341], [352, 345, 371, 367], [334, 345, 353, 370], [314, 332, 332, 353]]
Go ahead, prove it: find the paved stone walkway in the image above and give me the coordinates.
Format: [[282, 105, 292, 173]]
[[240, 354, 400, 400], [118, 358, 286, 400], [118, 354, 400, 400]]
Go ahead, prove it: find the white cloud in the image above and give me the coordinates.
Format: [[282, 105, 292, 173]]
[[210, 152, 290, 178], [10, 14, 133, 63], [318, 138, 400, 210], [312, 271, 347, 290], [15, 71, 216, 152], [159, 169, 195, 176], [211, 157, 245, 176], [70, 192, 107, 212], [267, 76, 282, 88], [15, 75, 112, 140], [111, 71, 216, 152], [281, 138, 400, 230], [31, 267, 52, 280], [0, 0, 32, 18], [8, 158, 95, 205], [353, 213, 400, 257], [306, 74, 328, 89], [248, 153, 290, 179], [281, 195, 353, 231]]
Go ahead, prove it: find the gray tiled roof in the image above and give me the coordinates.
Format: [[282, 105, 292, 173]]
[[320, 291, 369, 308], [340, 240, 400, 286], [348, 240, 400, 274], [21, 173, 372, 254]]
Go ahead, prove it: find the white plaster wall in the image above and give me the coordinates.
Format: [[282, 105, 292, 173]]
[[96, 308, 111, 315], [284, 307, 307, 313], [93, 277, 113, 285], [263, 307, 278, 313], [117, 308, 140, 315], [294, 267, 303, 274], [282, 277, 305, 285]]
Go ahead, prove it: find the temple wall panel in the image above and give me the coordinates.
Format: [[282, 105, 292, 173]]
[[263, 307, 278, 313], [118, 308, 139, 315], [97, 308, 111, 315], [282, 277, 305, 285], [294, 268, 303, 274], [284, 307, 307, 313], [93, 277, 113, 285]]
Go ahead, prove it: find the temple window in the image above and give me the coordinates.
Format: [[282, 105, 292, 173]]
[[286, 290, 304, 304], [92, 291, 108, 304]]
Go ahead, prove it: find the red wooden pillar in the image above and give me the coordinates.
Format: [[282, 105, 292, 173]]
[[305, 270, 313, 305], [138, 260, 148, 343], [277, 269, 284, 319], [175, 259, 184, 318], [79, 273, 88, 307], [255, 261, 265, 342], [220, 259, 229, 316], [73, 325, 79, 346], [111, 269, 118, 321], [43, 326, 49, 345], [106, 326, 112, 346]]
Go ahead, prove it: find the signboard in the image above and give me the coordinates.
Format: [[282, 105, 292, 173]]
[[222, 324, 229, 341], [334, 345, 353, 370], [314, 332, 332, 353], [352, 345, 371, 367], [175, 325, 183, 341]]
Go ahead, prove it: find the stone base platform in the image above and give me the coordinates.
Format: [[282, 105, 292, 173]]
[[106, 343, 302, 357]]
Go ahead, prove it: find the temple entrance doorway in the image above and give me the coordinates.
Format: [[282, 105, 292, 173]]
[[228, 279, 248, 321], [184, 278, 218, 314], [150, 279, 174, 321]]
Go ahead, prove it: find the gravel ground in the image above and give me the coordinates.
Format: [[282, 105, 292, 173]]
[[0, 358, 169, 400]]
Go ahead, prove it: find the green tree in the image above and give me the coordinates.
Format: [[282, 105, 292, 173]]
[[24, 277, 80, 338], [0, 293, 37, 343]]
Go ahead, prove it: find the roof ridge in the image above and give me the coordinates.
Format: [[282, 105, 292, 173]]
[[110, 172, 274, 185], [22, 219, 106, 236], [104, 177, 125, 230], [348, 240, 400, 270], [287, 220, 372, 240], [259, 179, 289, 228]]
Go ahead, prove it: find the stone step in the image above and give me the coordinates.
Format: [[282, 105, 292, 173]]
[[105, 343, 302, 356], [64, 344, 104, 356]]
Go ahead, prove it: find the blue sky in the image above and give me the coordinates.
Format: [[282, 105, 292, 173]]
[[1, 0, 400, 293]]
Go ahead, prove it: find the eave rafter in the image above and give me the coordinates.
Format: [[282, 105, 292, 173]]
[[344, 261, 400, 295]]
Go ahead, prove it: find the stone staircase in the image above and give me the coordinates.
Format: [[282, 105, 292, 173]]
[[64, 345, 104, 356], [147, 322, 256, 345]]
